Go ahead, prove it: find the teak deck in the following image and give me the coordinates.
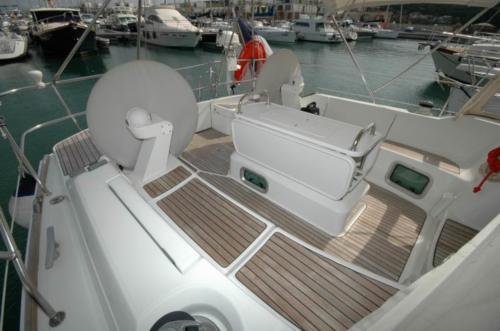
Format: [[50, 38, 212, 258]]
[[143, 166, 191, 198], [434, 219, 478, 267], [181, 129, 234, 175], [382, 140, 460, 175], [237, 233, 397, 331], [157, 178, 266, 267], [200, 172, 426, 281], [54, 129, 102, 177]]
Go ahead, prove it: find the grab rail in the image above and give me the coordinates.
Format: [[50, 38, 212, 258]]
[[237, 90, 270, 114], [350, 122, 376, 151], [0, 208, 65, 327]]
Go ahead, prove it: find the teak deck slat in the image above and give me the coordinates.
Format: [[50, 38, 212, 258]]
[[200, 172, 426, 281], [433, 219, 478, 267], [181, 129, 235, 175], [54, 129, 102, 177], [382, 140, 460, 175], [157, 178, 266, 267], [237, 233, 397, 331], [143, 166, 191, 198]]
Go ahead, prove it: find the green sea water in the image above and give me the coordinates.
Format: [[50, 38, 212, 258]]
[[0, 38, 447, 330]]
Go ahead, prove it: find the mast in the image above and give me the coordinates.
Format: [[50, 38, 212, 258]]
[[383, 4, 389, 27], [399, 4, 403, 30]]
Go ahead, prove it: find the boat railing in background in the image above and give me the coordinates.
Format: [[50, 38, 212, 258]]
[[0, 207, 65, 327], [20, 112, 87, 153], [0, 118, 51, 195], [316, 87, 436, 113]]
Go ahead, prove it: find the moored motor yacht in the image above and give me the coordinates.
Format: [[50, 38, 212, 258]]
[[30, 8, 96, 54], [0, 29, 28, 61], [142, 6, 201, 48], [253, 21, 297, 43], [104, 13, 137, 32], [362, 22, 399, 39], [293, 16, 342, 43]]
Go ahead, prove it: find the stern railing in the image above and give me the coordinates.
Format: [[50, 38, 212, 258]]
[[0, 208, 65, 327]]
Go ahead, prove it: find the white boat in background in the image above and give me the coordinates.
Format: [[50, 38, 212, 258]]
[[361, 22, 399, 39], [105, 13, 137, 32], [293, 16, 341, 43], [375, 28, 399, 39], [431, 42, 500, 84], [253, 21, 296, 43], [0, 30, 28, 61], [142, 6, 201, 48]]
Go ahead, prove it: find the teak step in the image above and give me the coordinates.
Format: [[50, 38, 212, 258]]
[[434, 219, 478, 267]]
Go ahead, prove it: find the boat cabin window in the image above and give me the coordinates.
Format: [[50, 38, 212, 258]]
[[241, 168, 268, 193], [315, 23, 324, 31], [32, 10, 81, 23], [389, 164, 430, 196], [148, 15, 162, 23], [294, 22, 309, 27]]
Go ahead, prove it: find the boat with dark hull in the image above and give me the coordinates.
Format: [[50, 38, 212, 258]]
[[31, 8, 96, 55]]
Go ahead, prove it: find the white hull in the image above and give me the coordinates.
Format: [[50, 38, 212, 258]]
[[296, 31, 341, 43], [374, 29, 399, 39], [432, 49, 472, 83], [143, 29, 200, 48], [0, 36, 28, 61], [142, 6, 201, 48], [255, 29, 296, 43]]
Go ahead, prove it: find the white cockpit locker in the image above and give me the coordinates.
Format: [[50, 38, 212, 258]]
[[231, 102, 384, 236]]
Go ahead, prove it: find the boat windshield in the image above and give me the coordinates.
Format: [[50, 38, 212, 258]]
[[31, 10, 81, 23], [119, 16, 136, 23], [316, 22, 334, 31]]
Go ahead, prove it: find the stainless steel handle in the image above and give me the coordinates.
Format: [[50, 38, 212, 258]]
[[350, 122, 376, 151], [237, 90, 270, 114]]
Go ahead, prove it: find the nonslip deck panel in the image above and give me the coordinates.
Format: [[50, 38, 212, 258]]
[[237, 233, 397, 331], [433, 219, 478, 267], [181, 129, 235, 175], [200, 172, 426, 281], [54, 129, 102, 177], [143, 166, 191, 198], [157, 178, 266, 267]]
